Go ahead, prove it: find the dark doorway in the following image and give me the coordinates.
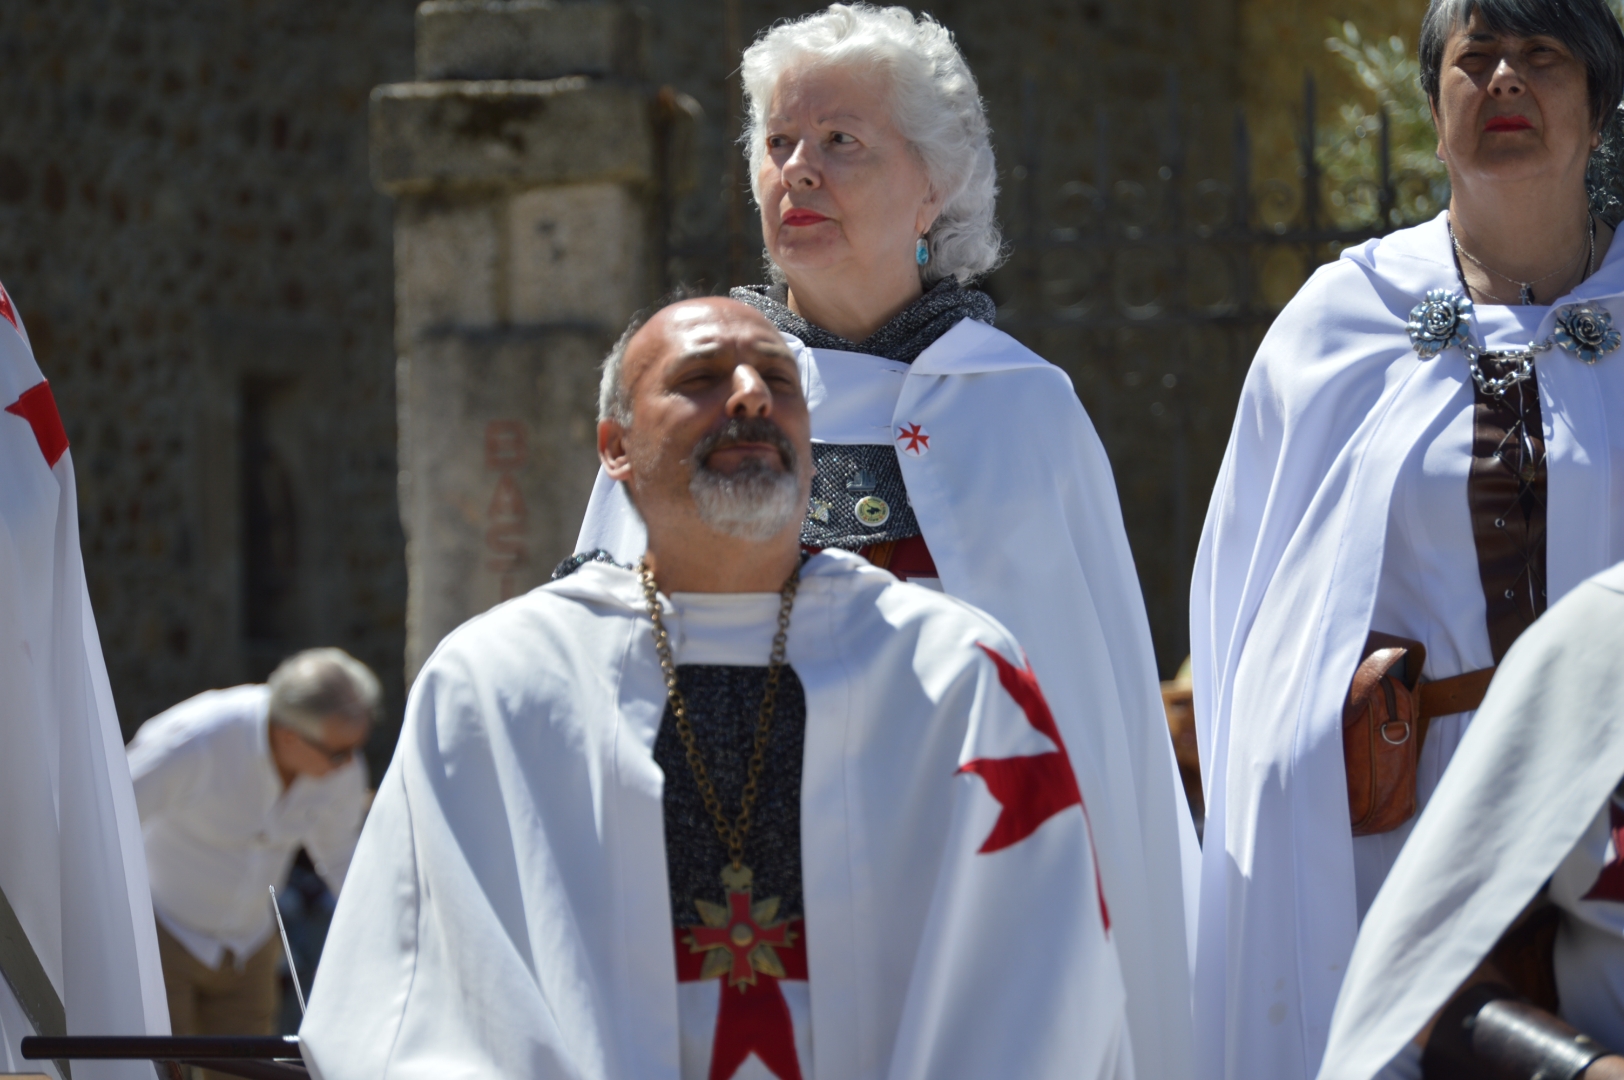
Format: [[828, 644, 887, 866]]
[[242, 376, 301, 678]]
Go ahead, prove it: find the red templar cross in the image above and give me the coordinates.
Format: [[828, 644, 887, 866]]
[[0, 280, 19, 333], [676, 886, 807, 1080], [959, 644, 1109, 930], [687, 890, 795, 988], [895, 423, 930, 456], [1584, 796, 1624, 904]]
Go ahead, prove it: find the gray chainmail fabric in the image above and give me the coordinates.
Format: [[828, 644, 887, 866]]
[[656, 664, 805, 925], [549, 548, 627, 581], [732, 278, 995, 551], [730, 278, 996, 364], [803, 444, 922, 549]]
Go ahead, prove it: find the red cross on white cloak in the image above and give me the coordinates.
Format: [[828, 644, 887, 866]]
[[959, 644, 1110, 931], [5, 380, 69, 468], [0, 280, 20, 334], [895, 423, 930, 456], [1583, 797, 1624, 904]]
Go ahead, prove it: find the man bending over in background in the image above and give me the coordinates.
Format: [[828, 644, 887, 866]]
[[128, 647, 376, 1063]]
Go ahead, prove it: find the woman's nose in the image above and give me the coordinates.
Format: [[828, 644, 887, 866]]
[[1489, 58, 1525, 95], [781, 140, 820, 188], [728, 365, 773, 416]]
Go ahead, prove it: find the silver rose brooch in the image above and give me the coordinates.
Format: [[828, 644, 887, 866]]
[[1553, 304, 1621, 364], [1408, 289, 1474, 359]]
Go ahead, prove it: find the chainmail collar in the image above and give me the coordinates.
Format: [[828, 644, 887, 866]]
[[730, 278, 996, 364]]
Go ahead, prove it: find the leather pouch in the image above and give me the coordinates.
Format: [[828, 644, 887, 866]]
[[1344, 631, 1427, 836]]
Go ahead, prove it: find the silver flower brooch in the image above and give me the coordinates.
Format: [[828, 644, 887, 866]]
[[1553, 304, 1622, 364], [1408, 289, 1474, 359]]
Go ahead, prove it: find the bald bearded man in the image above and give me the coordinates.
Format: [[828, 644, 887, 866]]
[[299, 297, 1131, 1080]]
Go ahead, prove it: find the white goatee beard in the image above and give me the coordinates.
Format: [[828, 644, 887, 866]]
[[689, 457, 805, 541]]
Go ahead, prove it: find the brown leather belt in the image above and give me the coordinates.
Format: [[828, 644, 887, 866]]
[[1418, 666, 1497, 719], [1415, 667, 1497, 749]]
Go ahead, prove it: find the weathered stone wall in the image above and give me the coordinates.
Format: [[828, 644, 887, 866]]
[[0, 4, 415, 772]]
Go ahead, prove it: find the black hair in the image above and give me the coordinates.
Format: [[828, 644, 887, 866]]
[[1419, 0, 1624, 131]]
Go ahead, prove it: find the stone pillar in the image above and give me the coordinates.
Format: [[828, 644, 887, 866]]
[[373, 0, 659, 679]]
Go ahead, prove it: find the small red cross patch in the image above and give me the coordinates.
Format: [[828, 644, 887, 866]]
[[895, 423, 930, 456], [0, 280, 19, 334], [1583, 797, 1624, 904]]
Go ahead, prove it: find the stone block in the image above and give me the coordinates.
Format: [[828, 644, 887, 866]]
[[371, 78, 655, 194], [399, 325, 607, 676], [394, 197, 501, 335], [416, 1, 647, 81], [506, 184, 649, 329]]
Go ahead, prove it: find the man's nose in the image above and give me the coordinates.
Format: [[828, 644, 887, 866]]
[[781, 139, 820, 188], [727, 364, 773, 417]]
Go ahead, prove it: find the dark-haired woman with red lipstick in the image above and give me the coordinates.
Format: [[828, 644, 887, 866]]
[[573, 6, 1201, 1076], [1192, 0, 1624, 1077]]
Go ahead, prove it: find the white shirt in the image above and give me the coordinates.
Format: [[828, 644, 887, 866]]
[[127, 684, 366, 969]]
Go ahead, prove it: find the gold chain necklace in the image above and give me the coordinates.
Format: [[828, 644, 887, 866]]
[[639, 561, 803, 990], [638, 561, 799, 889]]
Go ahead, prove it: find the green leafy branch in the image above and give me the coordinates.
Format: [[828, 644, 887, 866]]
[[1318, 21, 1450, 228]]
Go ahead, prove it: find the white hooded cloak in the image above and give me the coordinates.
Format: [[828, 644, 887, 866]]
[[576, 318, 1199, 1080], [1192, 212, 1624, 1080], [0, 283, 170, 1079], [298, 551, 1129, 1080], [1317, 559, 1624, 1080]]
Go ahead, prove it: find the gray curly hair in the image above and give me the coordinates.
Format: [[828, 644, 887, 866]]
[[266, 647, 381, 740], [740, 3, 1004, 286]]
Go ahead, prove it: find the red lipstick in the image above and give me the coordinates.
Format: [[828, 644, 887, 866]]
[[1484, 114, 1534, 132], [781, 208, 830, 227]]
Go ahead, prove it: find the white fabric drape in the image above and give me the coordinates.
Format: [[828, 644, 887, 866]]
[[1316, 560, 1624, 1080], [299, 552, 1129, 1080], [0, 288, 169, 1079], [576, 319, 1199, 1080], [1192, 211, 1624, 1080]]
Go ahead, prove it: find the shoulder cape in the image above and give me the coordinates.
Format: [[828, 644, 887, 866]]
[[299, 552, 1129, 1080], [1192, 212, 1624, 1080]]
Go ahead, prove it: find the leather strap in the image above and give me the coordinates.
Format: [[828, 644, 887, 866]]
[[1469, 360, 1548, 663], [1418, 666, 1497, 720]]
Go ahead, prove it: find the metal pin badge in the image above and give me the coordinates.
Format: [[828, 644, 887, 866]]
[[854, 495, 890, 528], [808, 498, 831, 523]]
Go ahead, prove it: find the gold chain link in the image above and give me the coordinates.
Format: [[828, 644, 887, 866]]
[[639, 561, 799, 872]]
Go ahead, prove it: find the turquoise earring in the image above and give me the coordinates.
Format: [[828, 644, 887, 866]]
[[915, 237, 929, 266]]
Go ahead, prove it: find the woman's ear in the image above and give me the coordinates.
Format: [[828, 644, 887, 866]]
[[915, 188, 945, 238]]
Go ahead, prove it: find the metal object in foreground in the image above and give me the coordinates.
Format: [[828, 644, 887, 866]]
[[21, 1035, 308, 1080], [270, 885, 307, 1016]]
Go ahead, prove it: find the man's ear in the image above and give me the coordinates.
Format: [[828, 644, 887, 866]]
[[600, 418, 633, 482]]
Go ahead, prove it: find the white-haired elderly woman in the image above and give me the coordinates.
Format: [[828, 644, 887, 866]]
[[1192, 0, 1624, 1077], [572, 5, 1198, 1078]]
